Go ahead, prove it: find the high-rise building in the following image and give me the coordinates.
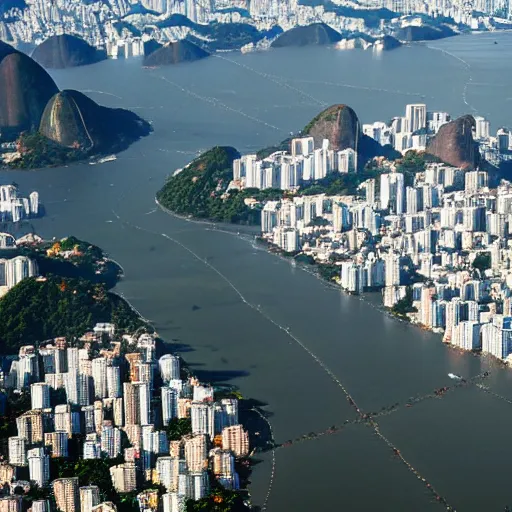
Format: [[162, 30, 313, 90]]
[[184, 434, 207, 473], [190, 402, 214, 439], [380, 173, 405, 214], [124, 382, 150, 425], [405, 104, 427, 133], [31, 383, 50, 409], [0, 497, 22, 512], [55, 404, 81, 438], [79, 486, 100, 512], [100, 423, 122, 458], [44, 431, 69, 458], [159, 355, 180, 384], [92, 358, 107, 399], [106, 366, 122, 398], [8, 437, 26, 466], [211, 448, 235, 477], [155, 457, 184, 492], [162, 493, 186, 512], [28, 447, 50, 487], [162, 387, 178, 426], [31, 501, 50, 512], [474, 116, 490, 140], [221, 425, 249, 457], [109, 463, 137, 493], [53, 478, 80, 512], [91, 504, 117, 512], [16, 410, 44, 444]]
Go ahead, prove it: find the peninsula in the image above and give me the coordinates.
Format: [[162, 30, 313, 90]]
[[0, 41, 151, 169], [157, 101, 512, 367], [0, 232, 255, 511]]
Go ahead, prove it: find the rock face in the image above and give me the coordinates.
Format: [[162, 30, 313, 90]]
[[426, 115, 478, 170], [32, 34, 106, 69], [0, 41, 59, 140], [143, 40, 209, 66], [271, 22, 342, 48], [304, 104, 360, 152], [39, 89, 152, 151]]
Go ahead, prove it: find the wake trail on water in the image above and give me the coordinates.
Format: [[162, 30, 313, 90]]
[[213, 54, 328, 108], [82, 89, 123, 100], [278, 77, 432, 99], [151, 73, 283, 132], [427, 45, 477, 114]]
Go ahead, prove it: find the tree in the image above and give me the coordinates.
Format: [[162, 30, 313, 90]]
[[472, 253, 491, 273], [166, 418, 192, 441]]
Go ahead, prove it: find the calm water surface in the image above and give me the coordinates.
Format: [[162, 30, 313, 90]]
[[4, 31, 512, 511]]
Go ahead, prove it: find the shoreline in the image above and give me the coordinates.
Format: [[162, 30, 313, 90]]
[[155, 199, 512, 376]]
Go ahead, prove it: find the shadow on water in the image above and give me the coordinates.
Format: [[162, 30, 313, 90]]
[[193, 368, 250, 382]]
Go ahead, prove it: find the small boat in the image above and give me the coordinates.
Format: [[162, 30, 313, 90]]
[[448, 373, 461, 380]]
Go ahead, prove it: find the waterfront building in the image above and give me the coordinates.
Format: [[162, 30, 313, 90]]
[[53, 478, 80, 512], [221, 425, 249, 457], [159, 355, 180, 383], [211, 448, 235, 477], [405, 103, 427, 133]]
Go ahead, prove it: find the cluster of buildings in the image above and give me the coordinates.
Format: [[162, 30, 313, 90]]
[[0, 256, 38, 297], [0, 325, 249, 512], [2, 0, 512, 57], [0, 185, 39, 223], [257, 103, 512, 363], [232, 138, 357, 192], [231, 103, 511, 195]]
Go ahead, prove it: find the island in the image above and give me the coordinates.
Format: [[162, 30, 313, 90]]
[[31, 34, 107, 69], [0, 232, 261, 511], [270, 22, 342, 47], [143, 40, 210, 66], [0, 41, 151, 169], [157, 100, 512, 369]]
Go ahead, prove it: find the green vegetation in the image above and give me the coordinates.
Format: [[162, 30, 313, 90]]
[[391, 287, 417, 318], [166, 417, 193, 441], [473, 252, 491, 273], [186, 489, 250, 512], [0, 276, 145, 354], [157, 147, 286, 224], [8, 132, 85, 169]]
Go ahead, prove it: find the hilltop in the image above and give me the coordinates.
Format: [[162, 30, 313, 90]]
[[31, 34, 107, 69], [0, 41, 151, 169], [143, 40, 209, 66], [271, 22, 342, 47]]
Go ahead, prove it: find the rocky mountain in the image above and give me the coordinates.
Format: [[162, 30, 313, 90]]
[[31, 34, 106, 69], [303, 104, 360, 151], [271, 22, 342, 48], [0, 41, 59, 140], [426, 115, 479, 170], [39, 89, 151, 152], [143, 40, 209, 66]]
